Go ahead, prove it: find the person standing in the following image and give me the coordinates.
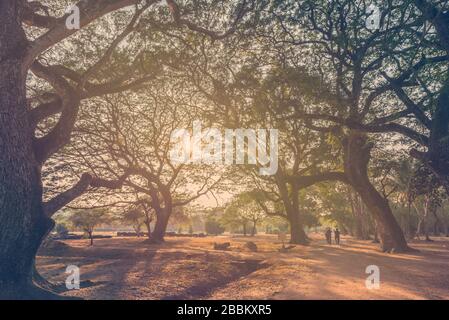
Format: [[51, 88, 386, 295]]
[[325, 228, 332, 245], [334, 228, 341, 245]]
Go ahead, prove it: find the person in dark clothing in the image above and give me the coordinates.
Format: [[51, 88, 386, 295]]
[[325, 228, 332, 245], [334, 228, 341, 245]]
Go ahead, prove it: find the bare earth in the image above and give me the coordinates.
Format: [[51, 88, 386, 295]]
[[37, 234, 449, 300]]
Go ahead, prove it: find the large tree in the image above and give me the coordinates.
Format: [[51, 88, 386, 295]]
[[251, 67, 348, 244], [179, 36, 346, 244], [257, 0, 424, 252], [63, 87, 223, 243], [0, 0, 254, 298], [359, 0, 449, 194]]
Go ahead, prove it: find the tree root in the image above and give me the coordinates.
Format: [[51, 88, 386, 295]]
[[383, 245, 420, 254]]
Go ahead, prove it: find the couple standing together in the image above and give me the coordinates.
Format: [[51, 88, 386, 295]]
[[325, 228, 340, 245]]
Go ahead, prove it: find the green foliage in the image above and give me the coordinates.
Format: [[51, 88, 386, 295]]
[[54, 223, 69, 237], [122, 209, 145, 234], [309, 184, 354, 230], [222, 192, 266, 229], [262, 216, 289, 234], [122, 209, 144, 224], [68, 209, 111, 234], [205, 217, 225, 235]]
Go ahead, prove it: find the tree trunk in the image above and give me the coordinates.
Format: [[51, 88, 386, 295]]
[[275, 173, 308, 245], [373, 231, 380, 243], [288, 211, 308, 245], [88, 232, 94, 246], [400, 207, 412, 240], [343, 132, 410, 252], [242, 222, 247, 236], [151, 209, 170, 243], [416, 217, 423, 240], [427, 78, 449, 194], [432, 208, 442, 236], [433, 221, 439, 236], [441, 214, 449, 237], [349, 189, 370, 240], [251, 221, 257, 236], [145, 221, 152, 239], [414, 199, 433, 241], [144, 212, 152, 240], [133, 225, 138, 237], [0, 2, 59, 299]]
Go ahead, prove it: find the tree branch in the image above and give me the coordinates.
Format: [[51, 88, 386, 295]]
[[24, 0, 148, 68], [289, 172, 348, 189], [166, 0, 252, 40]]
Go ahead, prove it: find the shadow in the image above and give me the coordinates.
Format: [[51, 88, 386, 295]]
[[37, 240, 160, 300], [161, 259, 269, 300], [299, 239, 449, 299]]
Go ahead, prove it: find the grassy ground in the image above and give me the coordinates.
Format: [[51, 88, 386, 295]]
[[37, 233, 449, 300]]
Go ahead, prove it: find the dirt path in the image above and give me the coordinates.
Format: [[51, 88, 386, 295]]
[[37, 234, 449, 299], [209, 235, 449, 300]]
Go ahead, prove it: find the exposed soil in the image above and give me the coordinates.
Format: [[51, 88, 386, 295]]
[[36, 233, 449, 300]]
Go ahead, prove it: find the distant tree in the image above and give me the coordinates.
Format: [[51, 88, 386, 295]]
[[170, 207, 191, 234], [262, 216, 289, 234], [122, 209, 145, 237], [69, 209, 110, 246], [303, 211, 319, 231], [136, 198, 156, 240], [205, 217, 225, 235], [188, 51, 346, 244], [54, 224, 69, 238], [67, 91, 222, 244], [223, 193, 266, 236]]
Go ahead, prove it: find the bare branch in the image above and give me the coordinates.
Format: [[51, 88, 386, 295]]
[[43, 170, 130, 217], [166, 0, 252, 40]]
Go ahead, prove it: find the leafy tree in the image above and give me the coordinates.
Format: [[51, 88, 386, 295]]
[[122, 209, 145, 237], [254, 0, 421, 252], [222, 193, 266, 236], [54, 224, 69, 238], [65, 90, 223, 243], [0, 0, 255, 297], [69, 209, 111, 246], [205, 217, 225, 235], [187, 52, 345, 244]]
